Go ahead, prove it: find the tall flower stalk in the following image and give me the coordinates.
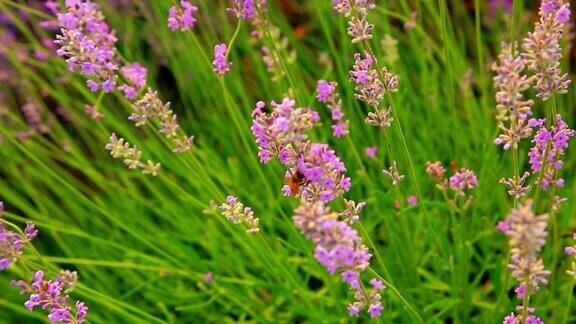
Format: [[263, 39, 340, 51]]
[[494, 2, 573, 323], [500, 201, 549, 323], [333, 0, 447, 263], [250, 96, 389, 317]]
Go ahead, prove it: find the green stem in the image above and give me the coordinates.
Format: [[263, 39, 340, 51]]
[[367, 267, 424, 323], [226, 20, 243, 61]]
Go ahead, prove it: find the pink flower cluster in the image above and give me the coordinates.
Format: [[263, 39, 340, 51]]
[[1, 203, 37, 270], [293, 200, 384, 318], [503, 312, 543, 324], [350, 52, 398, 116], [13, 271, 87, 323], [251, 98, 318, 163], [449, 168, 478, 196], [317, 80, 349, 138], [167, 1, 198, 32], [333, 1, 375, 43], [251, 98, 351, 203], [118, 63, 147, 100], [426, 161, 478, 197], [219, 196, 259, 234], [527, 115, 574, 190], [492, 43, 534, 150], [522, 0, 571, 100], [55, 0, 118, 92], [333, 0, 376, 16], [227, 0, 263, 20], [499, 201, 549, 323], [213, 43, 233, 75]]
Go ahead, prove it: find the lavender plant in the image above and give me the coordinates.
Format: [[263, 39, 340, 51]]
[[0, 0, 575, 322]]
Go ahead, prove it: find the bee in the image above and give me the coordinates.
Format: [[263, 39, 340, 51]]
[[287, 169, 308, 196], [449, 160, 459, 172]]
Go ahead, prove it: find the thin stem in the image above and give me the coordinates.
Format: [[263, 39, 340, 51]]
[[512, 147, 519, 207], [225, 20, 243, 61], [257, 233, 302, 293], [367, 267, 424, 323], [521, 276, 530, 323]]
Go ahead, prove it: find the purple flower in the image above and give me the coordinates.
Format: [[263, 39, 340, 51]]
[[522, 0, 571, 100], [503, 313, 516, 324], [118, 63, 147, 99], [203, 272, 214, 282], [316, 80, 336, 103], [219, 196, 259, 234], [45, 1, 60, 14], [24, 222, 38, 240], [347, 303, 361, 317], [556, 5, 571, 23], [500, 201, 550, 321], [341, 270, 360, 288], [370, 278, 385, 290], [213, 43, 233, 75], [368, 302, 383, 318], [332, 121, 349, 137], [48, 308, 71, 322], [347, 16, 373, 43], [14, 270, 88, 323], [317, 80, 350, 138], [502, 201, 550, 297], [406, 195, 417, 206], [496, 220, 511, 233], [55, 1, 119, 93], [251, 98, 318, 163], [293, 200, 384, 317], [365, 146, 377, 158], [493, 43, 534, 149], [449, 167, 478, 195], [528, 114, 574, 190], [228, 0, 265, 20], [102, 79, 116, 93], [1, 205, 36, 271], [527, 315, 544, 324], [350, 52, 398, 109], [75, 301, 88, 323], [425, 161, 446, 180], [515, 283, 526, 298], [168, 1, 198, 31], [333, 0, 375, 15], [541, 1, 557, 16]]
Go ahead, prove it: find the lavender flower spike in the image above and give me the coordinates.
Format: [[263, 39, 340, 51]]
[[317, 80, 349, 138], [168, 1, 198, 32], [228, 0, 267, 20], [500, 200, 550, 321], [105, 133, 161, 176], [213, 43, 233, 75], [55, 0, 119, 92], [492, 43, 534, 150], [219, 196, 259, 234], [1, 204, 37, 270], [349, 52, 398, 127], [293, 199, 384, 318], [522, 0, 571, 100], [528, 114, 574, 190], [12, 270, 88, 323]]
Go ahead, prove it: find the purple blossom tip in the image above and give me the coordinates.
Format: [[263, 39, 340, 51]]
[[213, 43, 233, 75]]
